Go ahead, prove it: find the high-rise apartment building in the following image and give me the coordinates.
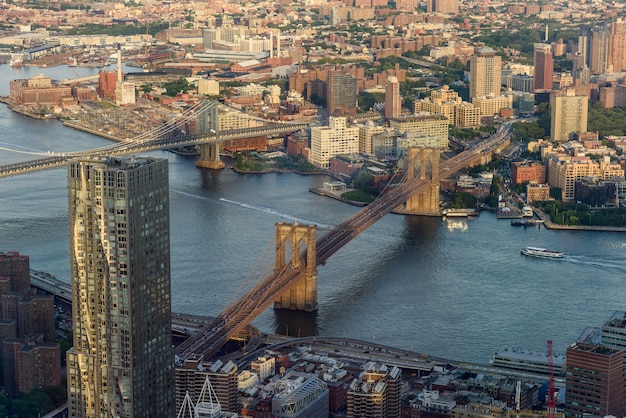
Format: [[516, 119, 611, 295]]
[[426, 0, 459, 14], [309, 117, 360, 168], [327, 69, 357, 117], [469, 47, 502, 99], [565, 342, 624, 418], [578, 28, 591, 69], [610, 19, 626, 72], [533, 43, 554, 91], [67, 156, 174, 418], [590, 25, 610, 74], [0, 251, 60, 398], [550, 89, 588, 142], [385, 76, 401, 120]]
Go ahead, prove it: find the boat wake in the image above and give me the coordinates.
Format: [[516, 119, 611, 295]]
[[565, 255, 626, 272], [219, 197, 334, 229], [170, 188, 220, 203]]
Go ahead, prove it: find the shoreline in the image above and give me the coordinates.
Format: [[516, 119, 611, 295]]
[[533, 208, 626, 232], [0, 97, 58, 120], [309, 187, 368, 206], [3, 97, 626, 232], [62, 120, 125, 142], [231, 166, 327, 176]]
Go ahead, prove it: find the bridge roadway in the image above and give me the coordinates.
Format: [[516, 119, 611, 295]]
[[174, 123, 514, 363], [0, 122, 308, 178], [29, 270, 213, 337]]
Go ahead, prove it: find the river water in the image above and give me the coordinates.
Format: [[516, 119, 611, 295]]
[[1, 64, 626, 365]]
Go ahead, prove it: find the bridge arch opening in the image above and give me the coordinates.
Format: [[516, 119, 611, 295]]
[[273, 223, 318, 312]]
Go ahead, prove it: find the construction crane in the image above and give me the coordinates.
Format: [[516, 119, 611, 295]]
[[507, 342, 563, 418], [547, 340, 557, 418]]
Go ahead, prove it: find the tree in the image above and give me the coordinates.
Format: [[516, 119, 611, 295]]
[[357, 91, 384, 112], [352, 170, 374, 190], [162, 78, 192, 97]]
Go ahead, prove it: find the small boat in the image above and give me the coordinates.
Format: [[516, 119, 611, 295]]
[[511, 219, 537, 227], [521, 246, 563, 259]]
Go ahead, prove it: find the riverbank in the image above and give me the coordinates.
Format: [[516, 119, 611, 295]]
[[62, 120, 125, 142], [309, 187, 368, 206], [231, 166, 327, 176], [534, 208, 626, 232], [0, 97, 57, 120]]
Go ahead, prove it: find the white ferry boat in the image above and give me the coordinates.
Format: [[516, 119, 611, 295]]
[[521, 246, 564, 259]]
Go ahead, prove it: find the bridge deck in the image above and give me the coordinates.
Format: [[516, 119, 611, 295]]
[[0, 99, 307, 178], [174, 123, 513, 363]]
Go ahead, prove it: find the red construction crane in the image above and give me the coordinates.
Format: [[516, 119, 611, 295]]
[[547, 340, 557, 418]]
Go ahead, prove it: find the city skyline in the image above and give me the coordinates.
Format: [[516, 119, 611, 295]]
[[3, 0, 626, 415]]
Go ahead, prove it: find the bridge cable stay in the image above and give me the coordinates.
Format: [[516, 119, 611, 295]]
[[0, 101, 212, 158], [175, 172, 425, 361], [225, 229, 291, 307], [73, 101, 214, 155], [175, 129, 511, 361], [175, 231, 297, 359], [223, 233, 296, 320]]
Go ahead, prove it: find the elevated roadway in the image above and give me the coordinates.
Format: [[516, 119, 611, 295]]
[[29, 270, 213, 338], [175, 123, 514, 363], [239, 335, 563, 385]]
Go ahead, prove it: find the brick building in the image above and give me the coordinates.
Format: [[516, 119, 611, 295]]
[[0, 251, 60, 398], [511, 162, 547, 185]]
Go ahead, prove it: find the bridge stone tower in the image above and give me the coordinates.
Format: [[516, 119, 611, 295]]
[[403, 147, 441, 215], [195, 101, 225, 170], [273, 223, 318, 311]]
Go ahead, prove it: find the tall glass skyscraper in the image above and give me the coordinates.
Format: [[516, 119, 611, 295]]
[[67, 156, 174, 418]]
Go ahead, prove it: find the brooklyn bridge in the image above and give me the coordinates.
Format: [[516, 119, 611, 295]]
[[0, 100, 513, 364], [173, 121, 513, 364]]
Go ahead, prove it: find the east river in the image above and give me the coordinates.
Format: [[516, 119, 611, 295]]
[[1, 64, 626, 365]]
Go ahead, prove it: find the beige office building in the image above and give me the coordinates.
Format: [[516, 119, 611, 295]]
[[67, 156, 175, 418], [310, 117, 360, 168], [526, 183, 551, 203], [455, 102, 482, 128], [472, 95, 513, 116], [550, 89, 588, 142], [389, 113, 449, 149], [357, 122, 385, 155], [414, 85, 459, 124], [548, 156, 601, 201], [469, 47, 502, 99], [198, 78, 220, 96]]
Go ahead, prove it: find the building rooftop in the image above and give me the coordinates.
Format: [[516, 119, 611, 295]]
[[391, 113, 448, 122], [569, 342, 622, 356]]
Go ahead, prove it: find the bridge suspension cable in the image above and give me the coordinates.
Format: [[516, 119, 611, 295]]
[[174, 123, 514, 362]]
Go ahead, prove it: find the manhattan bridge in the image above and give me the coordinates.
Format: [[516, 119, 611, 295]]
[[0, 100, 512, 364]]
